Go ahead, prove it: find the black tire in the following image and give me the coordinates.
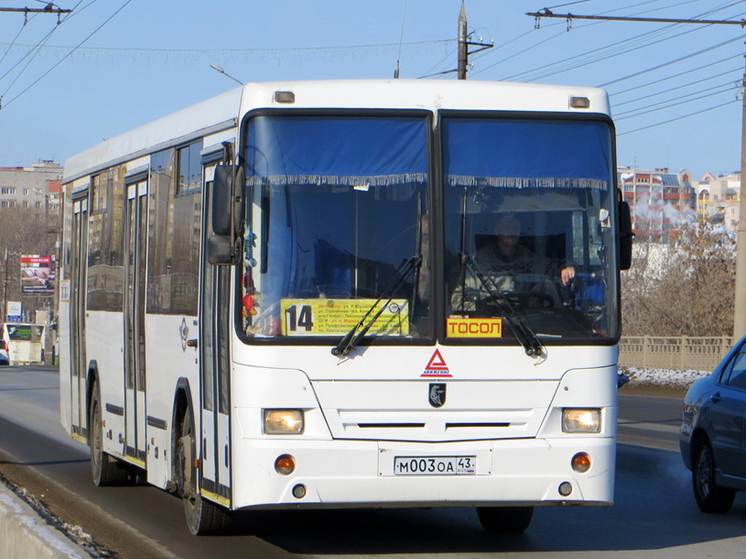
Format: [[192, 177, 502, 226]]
[[692, 439, 735, 514], [477, 506, 534, 534], [176, 410, 231, 535], [89, 382, 130, 486]]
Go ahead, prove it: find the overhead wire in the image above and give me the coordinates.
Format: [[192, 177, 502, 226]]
[[489, 0, 741, 83], [471, 0, 708, 78], [607, 2, 745, 135], [471, 1, 745, 142], [610, 54, 740, 97], [617, 99, 737, 136], [469, 28, 567, 77], [615, 81, 738, 118], [511, 21, 716, 83], [1, 0, 88, 88], [613, 64, 741, 106], [0, 14, 34, 69], [2, 0, 133, 110], [501, 2, 743, 136], [598, 33, 745, 87], [418, 42, 459, 79], [0, 38, 454, 58]]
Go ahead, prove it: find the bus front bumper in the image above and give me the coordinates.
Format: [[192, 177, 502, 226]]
[[229, 437, 615, 510]]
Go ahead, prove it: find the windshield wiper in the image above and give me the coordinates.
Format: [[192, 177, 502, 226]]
[[461, 255, 545, 358], [332, 255, 421, 357]]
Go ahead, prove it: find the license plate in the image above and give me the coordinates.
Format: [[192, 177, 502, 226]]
[[394, 456, 476, 476]]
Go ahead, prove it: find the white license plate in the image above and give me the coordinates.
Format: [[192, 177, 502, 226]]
[[394, 456, 476, 476]]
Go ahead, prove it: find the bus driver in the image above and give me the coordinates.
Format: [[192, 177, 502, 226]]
[[452, 213, 576, 314]]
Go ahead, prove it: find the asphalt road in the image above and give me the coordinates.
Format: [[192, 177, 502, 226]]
[[2, 365, 746, 559]]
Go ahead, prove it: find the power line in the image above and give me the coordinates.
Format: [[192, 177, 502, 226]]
[[469, 28, 566, 77], [496, 1, 744, 83], [0, 15, 30, 68], [0, 1, 88, 89], [610, 55, 740, 97], [0, 12, 64, 91], [599, 33, 745, 86], [613, 65, 741, 106], [617, 98, 737, 135], [502, 17, 702, 82], [0, 38, 454, 57], [1, 0, 132, 110], [615, 82, 737, 119]]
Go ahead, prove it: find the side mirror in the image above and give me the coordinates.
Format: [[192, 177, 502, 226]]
[[618, 200, 634, 271], [207, 235, 237, 265], [212, 165, 245, 237], [210, 164, 245, 266]]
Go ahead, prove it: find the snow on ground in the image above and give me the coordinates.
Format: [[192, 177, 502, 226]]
[[620, 367, 711, 389]]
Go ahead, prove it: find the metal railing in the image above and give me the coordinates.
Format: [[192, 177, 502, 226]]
[[618, 336, 733, 372]]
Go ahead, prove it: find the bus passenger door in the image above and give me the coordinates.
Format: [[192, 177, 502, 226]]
[[69, 196, 89, 441], [123, 179, 148, 467], [199, 162, 232, 507]]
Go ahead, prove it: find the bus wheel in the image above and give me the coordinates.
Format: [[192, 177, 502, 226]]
[[89, 382, 130, 486], [176, 410, 231, 535], [476, 506, 534, 534]]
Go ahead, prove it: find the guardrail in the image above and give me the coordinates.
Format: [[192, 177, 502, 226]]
[[618, 336, 733, 372]]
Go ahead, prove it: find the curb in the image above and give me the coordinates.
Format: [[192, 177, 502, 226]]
[[0, 483, 92, 559]]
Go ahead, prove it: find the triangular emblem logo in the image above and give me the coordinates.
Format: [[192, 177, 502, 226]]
[[421, 349, 452, 377]]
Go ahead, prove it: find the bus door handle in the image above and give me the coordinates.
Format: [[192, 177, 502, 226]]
[[186, 339, 198, 348]]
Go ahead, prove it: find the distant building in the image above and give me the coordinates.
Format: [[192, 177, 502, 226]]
[[0, 161, 63, 331], [696, 171, 740, 235], [0, 161, 63, 215], [618, 166, 696, 240]]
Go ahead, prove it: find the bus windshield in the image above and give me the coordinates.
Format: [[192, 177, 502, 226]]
[[443, 116, 619, 342], [240, 114, 431, 340]]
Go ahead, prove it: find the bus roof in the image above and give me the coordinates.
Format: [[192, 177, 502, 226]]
[[63, 79, 610, 184]]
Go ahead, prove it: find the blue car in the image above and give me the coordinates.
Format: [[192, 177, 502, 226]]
[[681, 337, 746, 513]]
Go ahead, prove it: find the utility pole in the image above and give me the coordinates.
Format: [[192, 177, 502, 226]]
[[456, 0, 493, 79], [458, 2, 468, 79], [530, 8, 746, 339], [735, 52, 746, 340]]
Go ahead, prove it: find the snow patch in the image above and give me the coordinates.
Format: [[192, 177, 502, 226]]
[[620, 367, 711, 388]]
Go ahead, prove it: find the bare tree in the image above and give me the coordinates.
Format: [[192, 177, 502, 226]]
[[621, 219, 736, 337], [0, 206, 60, 322]]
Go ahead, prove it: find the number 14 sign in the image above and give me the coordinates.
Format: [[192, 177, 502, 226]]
[[280, 298, 410, 337]]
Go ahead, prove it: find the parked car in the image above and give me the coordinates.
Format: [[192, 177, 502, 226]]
[[0, 340, 8, 366], [680, 337, 746, 513]]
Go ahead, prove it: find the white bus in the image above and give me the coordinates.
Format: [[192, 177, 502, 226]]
[[59, 79, 631, 535]]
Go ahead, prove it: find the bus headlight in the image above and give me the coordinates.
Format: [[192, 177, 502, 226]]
[[562, 408, 601, 433], [263, 409, 304, 434]]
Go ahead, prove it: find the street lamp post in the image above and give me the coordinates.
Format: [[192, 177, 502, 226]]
[[209, 63, 244, 86]]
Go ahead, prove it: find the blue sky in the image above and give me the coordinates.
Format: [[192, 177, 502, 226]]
[[0, 0, 744, 180]]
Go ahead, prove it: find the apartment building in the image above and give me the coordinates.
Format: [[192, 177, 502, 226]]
[[697, 171, 741, 235], [0, 161, 63, 214], [618, 166, 696, 239]]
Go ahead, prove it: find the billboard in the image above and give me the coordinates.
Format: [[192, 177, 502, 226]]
[[21, 255, 55, 294]]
